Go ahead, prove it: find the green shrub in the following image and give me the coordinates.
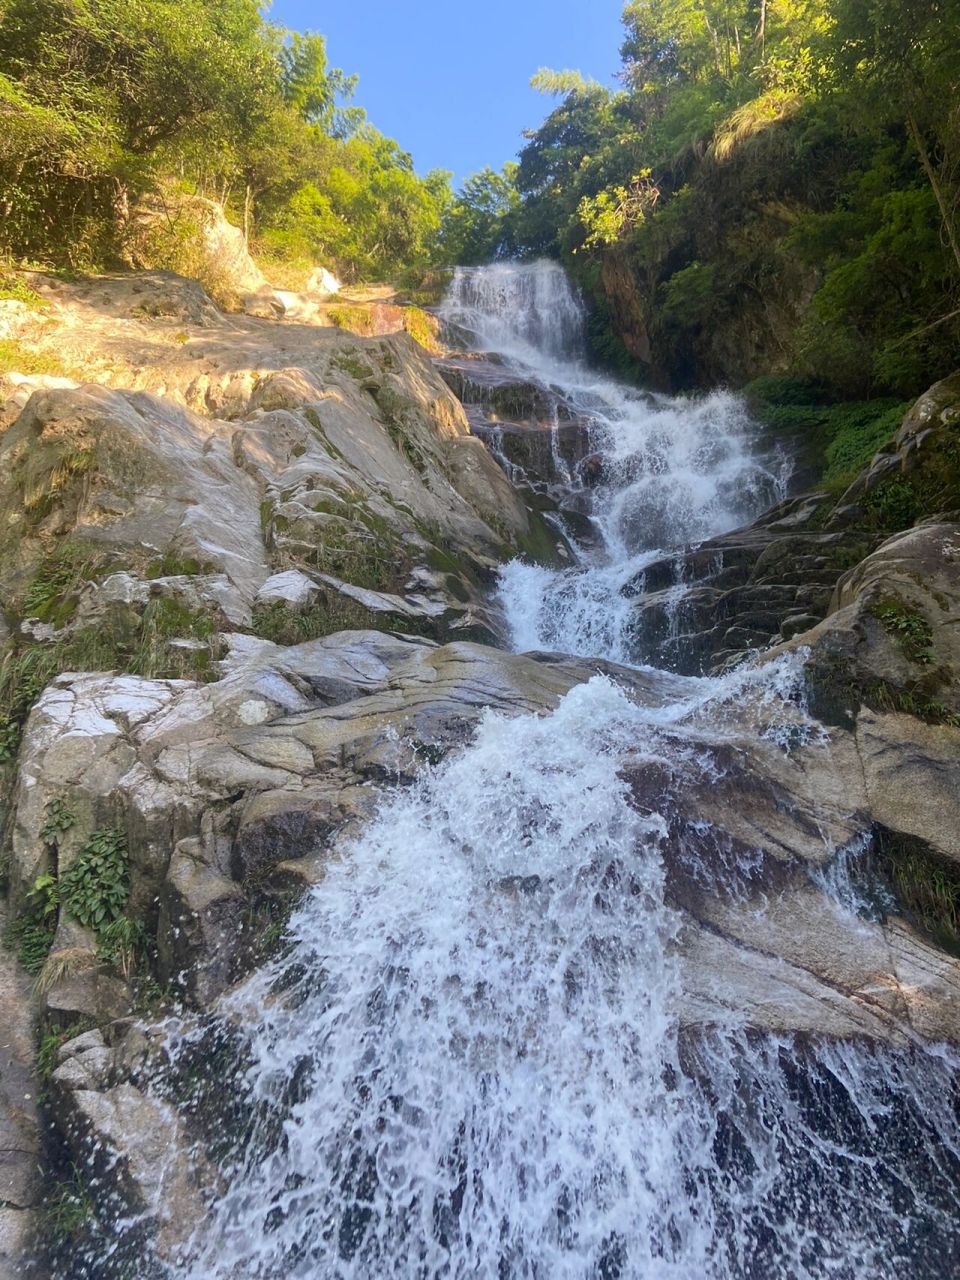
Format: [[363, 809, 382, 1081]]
[[864, 479, 921, 531], [821, 401, 909, 488], [96, 915, 146, 978], [60, 828, 128, 934]]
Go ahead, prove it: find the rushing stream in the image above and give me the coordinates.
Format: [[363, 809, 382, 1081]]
[[442, 261, 786, 662], [150, 263, 960, 1279]]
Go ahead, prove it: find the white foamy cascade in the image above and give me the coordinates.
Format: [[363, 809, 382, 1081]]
[[157, 665, 960, 1279], [443, 261, 785, 660], [441, 259, 587, 364]]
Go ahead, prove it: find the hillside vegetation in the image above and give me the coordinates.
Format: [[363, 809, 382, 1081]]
[[447, 0, 960, 401], [0, 0, 452, 281]]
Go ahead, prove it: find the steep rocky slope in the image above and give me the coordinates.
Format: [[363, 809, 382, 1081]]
[[0, 272, 958, 1276]]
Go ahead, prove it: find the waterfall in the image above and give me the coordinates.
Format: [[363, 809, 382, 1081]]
[[163, 668, 960, 1280], [441, 259, 587, 363], [144, 263, 960, 1279], [444, 261, 785, 661]]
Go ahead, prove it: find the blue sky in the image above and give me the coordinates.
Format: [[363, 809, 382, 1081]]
[[269, 1, 625, 184]]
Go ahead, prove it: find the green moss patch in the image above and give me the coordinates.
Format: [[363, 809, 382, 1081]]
[[869, 597, 934, 665], [332, 353, 376, 382], [876, 829, 960, 956], [402, 306, 441, 353], [327, 305, 376, 336], [251, 597, 376, 645], [0, 274, 46, 308], [0, 339, 64, 377], [23, 543, 106, 626]]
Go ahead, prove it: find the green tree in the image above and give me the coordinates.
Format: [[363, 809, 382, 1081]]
[[441, 164, 521, 264], [0, 0, 273, 261]]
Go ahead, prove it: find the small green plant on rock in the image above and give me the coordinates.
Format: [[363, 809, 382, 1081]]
[[863, 679, 960, 727], [33, 1019, 92, 1087], [40, 797, 75, 845], [0, 273, 45, 307], [0, 338, 65, 378], [332, 353, 375, 382], [327, 305, 375, 336], [865, 479, 920, 532], [41, 1164, 95, 1247], [402, 306, 441, 353], [5, 873, 60, 974], [35, 1026, 70, 1084], [23, 545, 103, 626], [877, 831, 960, 956], [60, 827, 128, 933], [870, 598, 933, 665], [96, 915, 146, 979], [0, 714, 19, 763]]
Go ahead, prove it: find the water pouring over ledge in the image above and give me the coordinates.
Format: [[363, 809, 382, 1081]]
[[146, 263, 960, 1279], [442, 261, 787, 662]]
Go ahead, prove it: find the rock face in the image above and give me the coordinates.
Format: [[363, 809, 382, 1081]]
[[0, 903, 41, 1280], [0, 316, 562, 712], [782, 523, 960, 869], [626, 491, 879, 673], [437, 352, 602, 547]]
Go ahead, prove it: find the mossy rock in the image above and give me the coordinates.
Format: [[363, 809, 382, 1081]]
[[875, 828, 960, 957]]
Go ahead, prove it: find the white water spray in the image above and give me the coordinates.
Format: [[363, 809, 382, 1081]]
[[161, 663, 960, 1280]]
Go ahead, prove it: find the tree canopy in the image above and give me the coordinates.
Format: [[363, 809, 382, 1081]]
[[443, 0, 960, 397], [0, 0, 452, 279]]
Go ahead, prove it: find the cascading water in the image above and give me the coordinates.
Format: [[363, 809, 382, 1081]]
[[136, 263, 960, 1280], [444, 261, 786, 662]]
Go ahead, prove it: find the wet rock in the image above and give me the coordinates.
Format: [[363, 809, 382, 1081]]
[[0, 904, 42, 1273], [51, 1031, 213, 1263], [679, 887, 960, 1044], [626, 501, 879, 674], [772, 523, 960, 871]]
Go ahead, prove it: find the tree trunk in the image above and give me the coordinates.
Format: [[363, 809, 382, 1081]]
[[243, 183, 253, 247], [907, 109, 960, 277]]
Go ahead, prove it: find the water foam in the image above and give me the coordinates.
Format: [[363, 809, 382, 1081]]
[[162, 668, 960, 1279]]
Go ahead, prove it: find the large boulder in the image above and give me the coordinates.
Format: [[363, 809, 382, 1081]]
[[838, 370, 960, 520], [779, 522, 960, 874], [128, 193, 268, 302]]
